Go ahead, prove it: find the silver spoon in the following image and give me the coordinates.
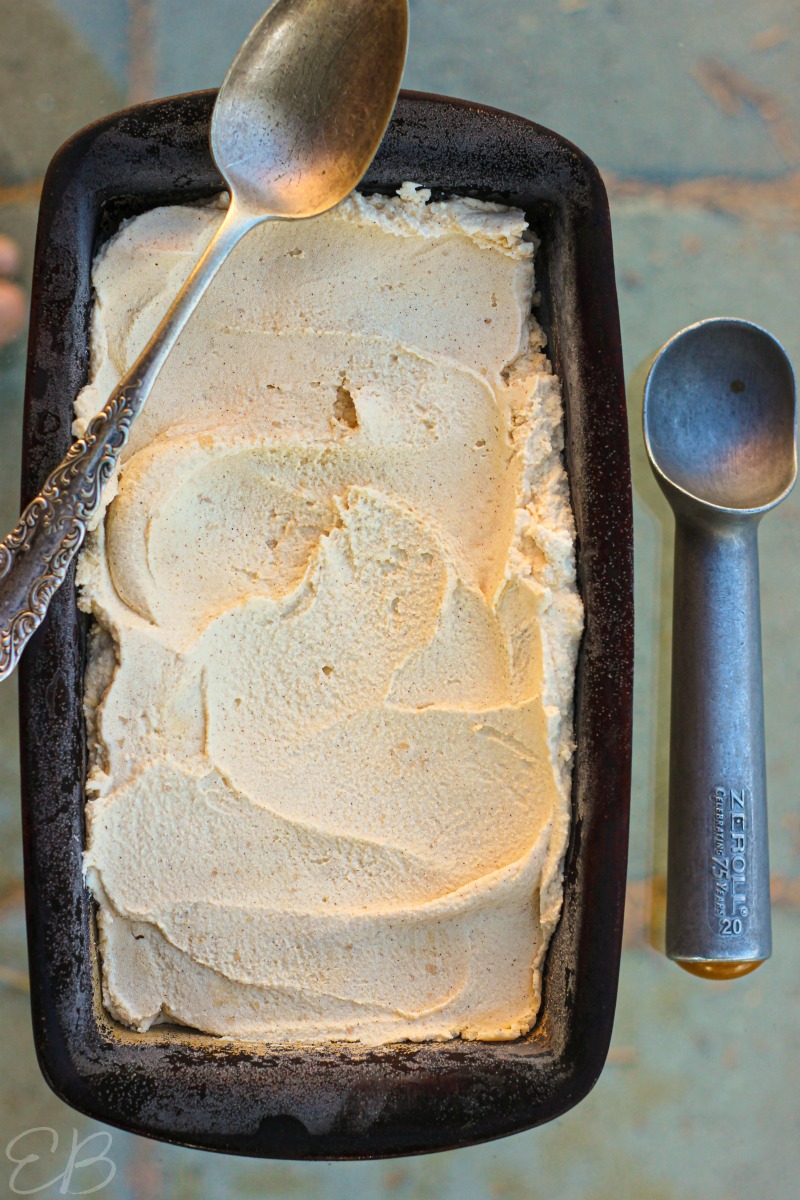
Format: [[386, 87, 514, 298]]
[[0, 0, 408, 679], [644, 317, 796, 979]]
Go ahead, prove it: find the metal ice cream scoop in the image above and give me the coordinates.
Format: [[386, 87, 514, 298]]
[[0, 0, 408, 679], [644, 317, 797, 978]]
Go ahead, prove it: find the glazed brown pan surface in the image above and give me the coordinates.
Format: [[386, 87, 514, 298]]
[[19, 90, 632, 1159]]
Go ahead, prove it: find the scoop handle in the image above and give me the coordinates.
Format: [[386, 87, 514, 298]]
[[666, 514, 772, 974]]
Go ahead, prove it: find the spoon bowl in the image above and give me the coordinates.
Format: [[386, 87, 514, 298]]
[[644, 317, 797, 513], [213, 0, 408, 218]]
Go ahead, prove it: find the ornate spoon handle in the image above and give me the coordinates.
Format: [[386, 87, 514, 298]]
[[0, 382, 144, 677], [0, 203, 256, 681]]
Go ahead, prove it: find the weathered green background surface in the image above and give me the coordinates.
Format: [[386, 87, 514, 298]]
[[1, 2, 798, 1196]]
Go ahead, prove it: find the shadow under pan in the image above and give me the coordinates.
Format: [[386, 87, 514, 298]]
[[19, 90, 632, 1159]]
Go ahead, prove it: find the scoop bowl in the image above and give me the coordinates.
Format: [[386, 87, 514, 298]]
[[644, 317, 796, 514]]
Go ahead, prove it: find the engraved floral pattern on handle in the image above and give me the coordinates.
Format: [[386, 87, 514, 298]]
[[0, 380, 142, 680]]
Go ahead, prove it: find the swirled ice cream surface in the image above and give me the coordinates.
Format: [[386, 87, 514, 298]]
[[78, 183, 583, 1044]]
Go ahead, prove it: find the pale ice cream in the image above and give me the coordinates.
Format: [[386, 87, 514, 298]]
[[77, 183, 583, 1044]]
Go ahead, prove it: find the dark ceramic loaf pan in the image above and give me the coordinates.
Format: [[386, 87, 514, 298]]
[[20, 90, 632, 1159]]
